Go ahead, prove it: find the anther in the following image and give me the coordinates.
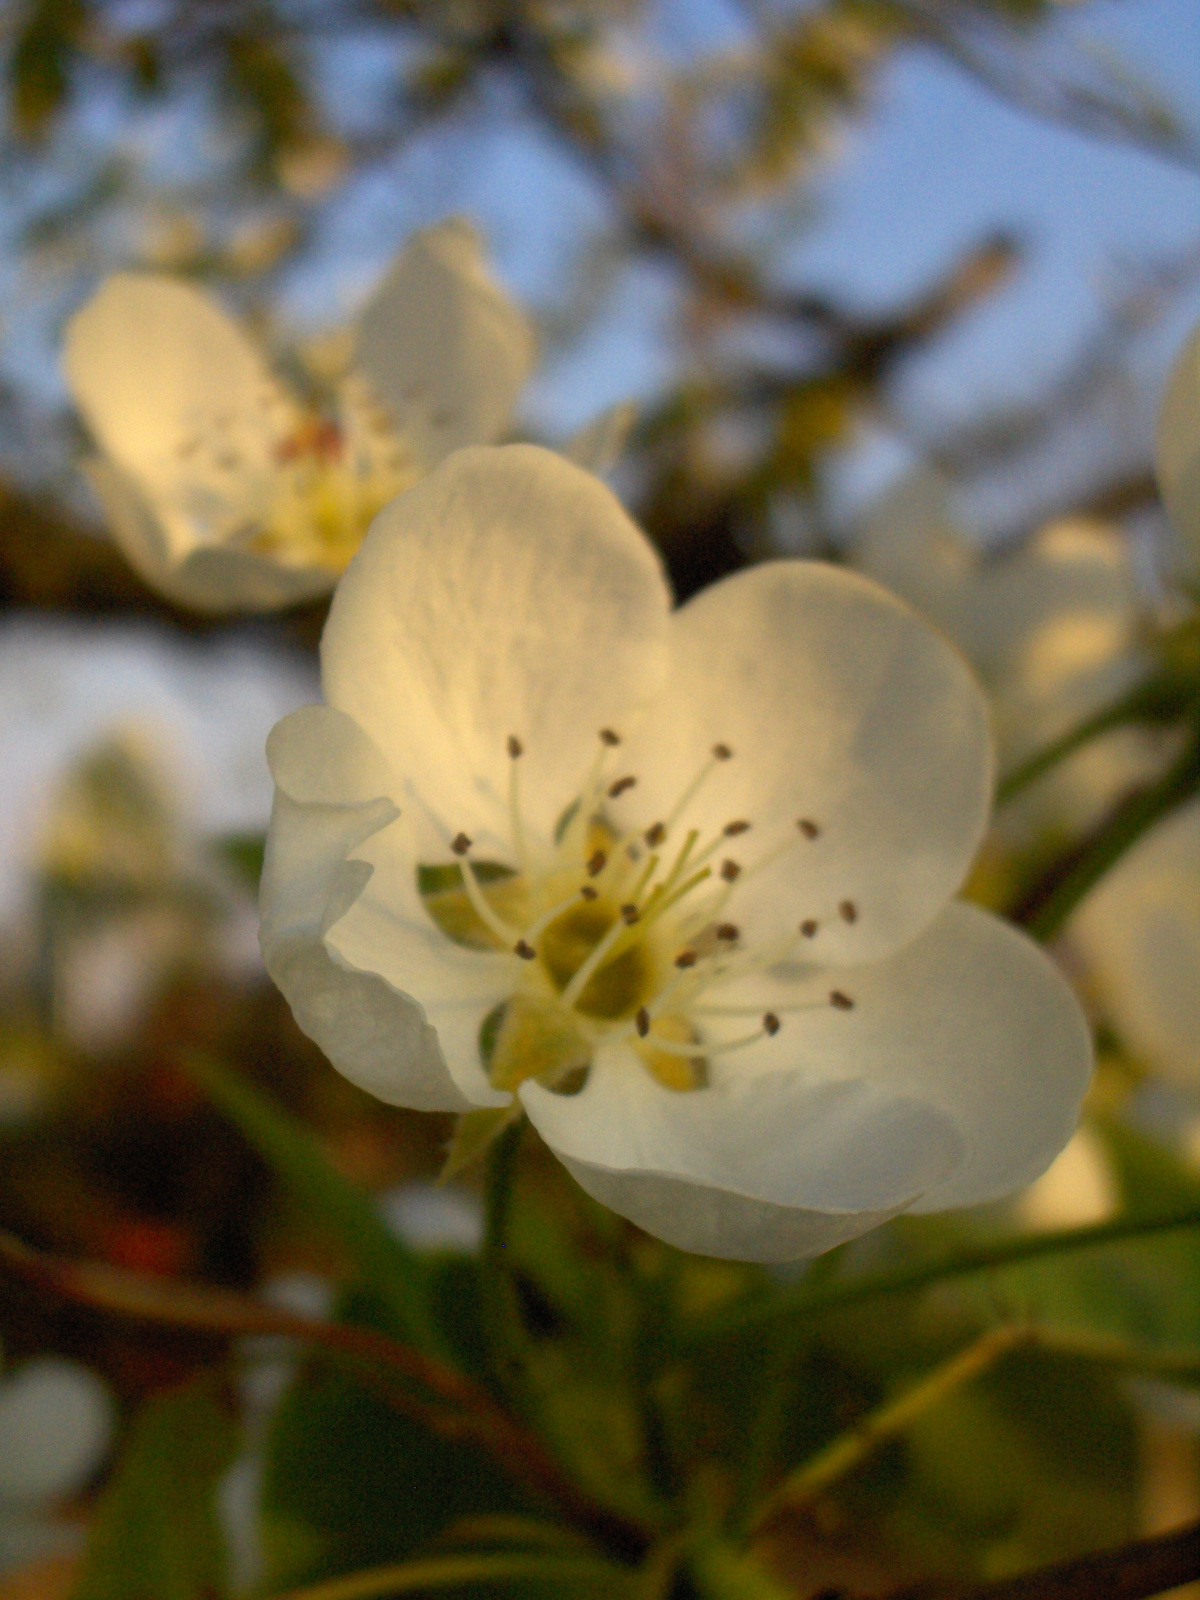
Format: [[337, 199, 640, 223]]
[[636, 1007, 651, 1038], [620, 904, 640, 925], [644, 822, 667, 847], [580, 885, 598, 901], [798, 819, 820, 840], [674, 950, 698, 969], [716, 923, 739, 942], [800, 919, 819, 938], [720, 859, 742, 883], [723, 820, 751, 836], [507, 735, 524, 759], [514, 940, 537, 961], [586, 850, 607, 877], [608, 775, 637, 798], [763, 1012, 781, 1036], [451, 833, 472, 856], [830, 990, 855, 1011], [712, 743, 733, 761], [839, 900, 858, 924], [599, 728, 621, 746]]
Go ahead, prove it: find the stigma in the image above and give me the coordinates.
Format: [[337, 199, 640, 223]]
[[418, 729, 860, 1099]]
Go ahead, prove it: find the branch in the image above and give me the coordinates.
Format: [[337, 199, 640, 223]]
[[0, 1226, 652, 1560]]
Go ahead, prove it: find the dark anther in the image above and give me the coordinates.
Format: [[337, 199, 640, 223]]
[[798, 819, 820, 839], [723, 820, 751, 836], [800, 919, 819, 938], [839, 900, 858, 924], [830, 990, 855, 1011], [599, 728, 621, 746], [644, 822, 667, 847], [451, 833, 472, 856], [620, 904, 640, 925], [514, 940, 537, 960], [636, 1007, 651, 1038], [675, 950, 698, 968], [580, 885, 598, 901], [763, 1013, 781, 1036], [720, 859, 741, 883], [716, 923, 739, 942], [608, 775, 637, 798], [712, 743, 733, 761], [506, 735, 524, 759], [586, 850, 607, 876]]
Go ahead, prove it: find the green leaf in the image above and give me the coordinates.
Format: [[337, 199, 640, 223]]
[[213, 831, 265, 890], [72, 1377, 236, 1600], [182, 1052, 440, 1353]]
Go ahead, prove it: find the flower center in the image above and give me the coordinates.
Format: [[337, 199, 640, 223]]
[[419, 730, 861, 1100]]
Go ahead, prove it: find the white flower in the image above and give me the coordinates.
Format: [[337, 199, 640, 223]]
[[855, 472, 1158, 837], [1157, 318, 1200, 579], [260, 445, 1091, 1262], [1070, 798, 1200, 1094], [63, 220, 534, 613]]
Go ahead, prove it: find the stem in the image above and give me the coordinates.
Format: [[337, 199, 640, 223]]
[[481, 1115, 529, 1406], [954, 1519, 1200, 1600], [266, 1550, 637, 1600], [725, 1337, 800, 1538], [751, 1324, 1034, 1531], [996, 684, 1158, 805], [1015, 735, 1199, 942], [685, 1205, 1200, 1347]]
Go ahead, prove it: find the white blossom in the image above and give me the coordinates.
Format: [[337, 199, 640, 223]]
[[63, 220, 534, 612], [260, 445, 1091, 1262]]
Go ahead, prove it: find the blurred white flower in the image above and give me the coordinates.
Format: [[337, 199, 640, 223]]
[[63, 220, 535, 613], [259, 444, 1090, 1263], [1070, 799, 1200, 1094], [1157, 318, 1200, 581], [854, 471, 1158, 837]]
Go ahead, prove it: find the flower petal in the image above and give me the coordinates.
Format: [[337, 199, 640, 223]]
[[616, 561, 993, 962], [521, 1057, 964, 1262], [1069, 798, 1200, 1092], [261, 705, 504, 1111], [705, 900, 1092, 1211], [63, 273, 281, 560], [1156, 319, 1200, 573], [87, 459, 335, 613], [355, 219, 535, 470], [321, 445, 672, 844]]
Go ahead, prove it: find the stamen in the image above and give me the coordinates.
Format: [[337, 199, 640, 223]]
[[628, 853, 661, 906], [675, 950, 698, 969], [620, 904, 640, 925], [716, 923, 739, 942], [720, 859, 742, 883], [514, 940, 537, 960], [694, 996, 839, 1018], [636, 1007, 651, 1038], [599, 728, 621, 746], [830, 990, 855, 1010], [644, 822, 667, 847], [798, 818, 820, 839], [580, 885, 598, 901], [712, 743, 733, 761], [558, 914, 632, 1011], [662, 747, 732, 836], [521, 890, 593, 944], [455, 853, 522, 944], [586, 850, 608, 877], [507, 735, 524, 759], [723, 820, 751, 836], [451, 833, 472, 856], [763, 1013, 781, 1036], [507, 736, 528, 871], [800, 919, 819, 938], [646, 1026, 766, 1058], [839, 900, 858, 925], [608, 775, 637, 799]]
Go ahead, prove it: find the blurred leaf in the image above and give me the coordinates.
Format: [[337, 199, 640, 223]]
[[10, 0, 85, 138], [183, 1052, 441, 1353], [72, 1376, 236, 1600], [213, 831, 266, 891], [259, 1286, 536, 1592], [225, 29, 314, 165]]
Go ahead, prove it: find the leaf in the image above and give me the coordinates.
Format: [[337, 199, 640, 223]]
[[71, 1377, 236, 1600], [212, 831, 265, 890], [182, 1052, 440, 1353]]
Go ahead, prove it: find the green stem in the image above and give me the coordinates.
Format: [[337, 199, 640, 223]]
[[997, 688, 1155, 806], [267, 1550, 636, 1600], [1016, 734, 1199, 942], [684, 1204, 1200, 1347], [725, 1337, 800, 1538], [751, 1323, 1032, 1531], [480, 1115, 529, 1405]]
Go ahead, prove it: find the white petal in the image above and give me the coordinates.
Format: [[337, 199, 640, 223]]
[[88, 459, 335, 613], [521, 1056, 963, 1262], [355, 219, 535, 469], [1069, 798, 1200, 1092], [260, 706, 502, 1111], [321, 445, 672, 844], [1156, 319, 1200, 574], [709, 900, 1092, 1211], [63, 274, 279, 552], [616, 561, 993, 962]]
